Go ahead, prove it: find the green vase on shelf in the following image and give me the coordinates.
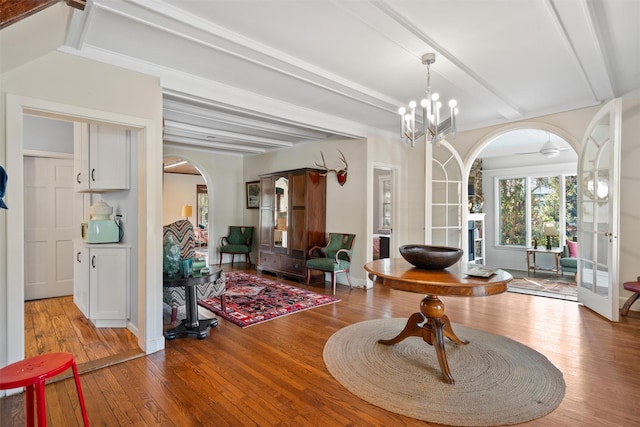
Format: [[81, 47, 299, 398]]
[[163, 234, 180, 277]]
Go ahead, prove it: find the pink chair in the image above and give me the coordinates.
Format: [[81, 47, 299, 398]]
[[621, 276, 640, 316]]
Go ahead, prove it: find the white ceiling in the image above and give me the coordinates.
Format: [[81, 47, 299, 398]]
[[62, 0, 639, 156]]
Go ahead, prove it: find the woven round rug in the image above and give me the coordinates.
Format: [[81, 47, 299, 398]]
[[323, 318, 565, 426]]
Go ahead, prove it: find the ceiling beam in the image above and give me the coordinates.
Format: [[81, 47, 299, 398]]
[[163, 96, 329, 141], [163, 120, 295, 148], [163, 136, 266, 154]]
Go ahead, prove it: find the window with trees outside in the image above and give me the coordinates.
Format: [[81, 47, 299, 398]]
[[498, 174, 577, 247]]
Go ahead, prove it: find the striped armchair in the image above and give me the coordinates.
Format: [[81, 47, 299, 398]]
[[163, 220, 225, 323]]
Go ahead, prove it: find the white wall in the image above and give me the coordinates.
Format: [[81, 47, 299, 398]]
[[162, 172, 205, 226], [619, 93, 640, 311], [1, 2, 165, 375], [367, 132, 424, 255]]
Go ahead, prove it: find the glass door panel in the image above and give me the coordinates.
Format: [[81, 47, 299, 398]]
[[274, 176, 288, 248]]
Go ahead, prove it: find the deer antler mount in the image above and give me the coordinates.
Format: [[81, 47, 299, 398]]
[[315, 150, 348, 186]]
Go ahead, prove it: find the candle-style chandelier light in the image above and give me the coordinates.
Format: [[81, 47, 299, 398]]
[[398, 53, 459, 147]]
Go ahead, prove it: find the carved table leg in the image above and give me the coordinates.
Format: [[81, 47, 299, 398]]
[[378, 295, 466, 384], [378, 312, 425, 345], [441, 314, 469, 345]]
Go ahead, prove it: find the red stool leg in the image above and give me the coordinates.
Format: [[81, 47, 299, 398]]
[[70, 359, 90, 426], [35, 380, 47, 427], [25, 384, 35, 427]]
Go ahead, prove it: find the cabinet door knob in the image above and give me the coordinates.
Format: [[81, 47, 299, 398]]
[[91, 169, 96, 182], [91, 255, 96, 268], [76, 173, 81, 184], [76, 252, 82, 262]]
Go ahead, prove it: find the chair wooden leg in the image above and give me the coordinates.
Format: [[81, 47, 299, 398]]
[[621, 293, 640, 316], [346, 270, 353, 290], [331, 272, 337, 295], [218, 252, 223, 266], [246, 253, 251, 266], [305, 269, 311, 287], [230, 254, 235, 267]]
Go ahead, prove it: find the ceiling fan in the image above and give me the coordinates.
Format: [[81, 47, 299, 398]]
[[516, 133, 572, 158]]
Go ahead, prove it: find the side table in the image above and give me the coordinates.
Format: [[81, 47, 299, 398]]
[[525, 248, 562, 277], [163, 267, 222, 340]]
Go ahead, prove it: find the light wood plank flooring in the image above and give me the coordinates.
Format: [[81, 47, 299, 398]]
[[3, 266, 640, 426]]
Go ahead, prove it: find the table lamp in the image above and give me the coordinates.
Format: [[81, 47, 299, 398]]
[[543, 222, 558, 250], [181, 204, 192, 221]]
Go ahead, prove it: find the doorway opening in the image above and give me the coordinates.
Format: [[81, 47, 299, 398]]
[[468, 127, 579, 301], [162, 156, 212, 325], [372, 167, 392, 260], [22, 115, 143, 369]]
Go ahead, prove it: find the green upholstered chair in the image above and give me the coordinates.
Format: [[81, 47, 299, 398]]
[[305, 233, 355, 295], [163, 220, 225, 324], [218, 226, 254, 266]]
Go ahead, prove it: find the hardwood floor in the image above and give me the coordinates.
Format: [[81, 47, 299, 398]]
[[23, 295, 142, 368], [3, 265, 640, 426]]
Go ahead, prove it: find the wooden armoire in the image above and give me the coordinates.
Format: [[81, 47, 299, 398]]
[[257, 168, 326, 281]]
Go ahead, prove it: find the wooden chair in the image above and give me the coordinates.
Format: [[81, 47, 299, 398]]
[[306, 233, 355, 295], [218, 226, 254, 266], [163, 220, 225, 324], [621, 276, 640, 316]]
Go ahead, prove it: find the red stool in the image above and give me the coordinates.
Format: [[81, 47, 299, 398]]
[[621, 277, 640, 316], [0, 352, 89, 426]]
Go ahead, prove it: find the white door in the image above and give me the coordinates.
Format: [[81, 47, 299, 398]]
[[577, 99, 621, 321], [24, 156, 76, 300]]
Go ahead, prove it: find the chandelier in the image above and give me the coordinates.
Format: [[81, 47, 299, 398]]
[[398, 53, 459, 147]]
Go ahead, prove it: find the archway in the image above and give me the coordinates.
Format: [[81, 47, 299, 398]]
[[162, 156, 215, 265], [463, 125, 579, 296]]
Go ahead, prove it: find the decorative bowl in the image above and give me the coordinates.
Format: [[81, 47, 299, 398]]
[[399, 244, 464, 270]]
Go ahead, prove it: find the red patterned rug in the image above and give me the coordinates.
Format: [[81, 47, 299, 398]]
[[198, 272, 340, 327]]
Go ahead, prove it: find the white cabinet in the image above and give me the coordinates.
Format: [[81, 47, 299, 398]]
[[73, 241, 130, 328], [468, 213, 485, 265], [74, 123, 130, 192]]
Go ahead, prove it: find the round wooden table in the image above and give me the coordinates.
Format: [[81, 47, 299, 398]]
[[364, 258, 512, 384]]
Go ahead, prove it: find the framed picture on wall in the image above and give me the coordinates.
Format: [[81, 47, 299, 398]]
[[246, 181, 260, 209]]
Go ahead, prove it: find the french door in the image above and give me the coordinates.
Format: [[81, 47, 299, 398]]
[[577, 99, 621, 321]]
